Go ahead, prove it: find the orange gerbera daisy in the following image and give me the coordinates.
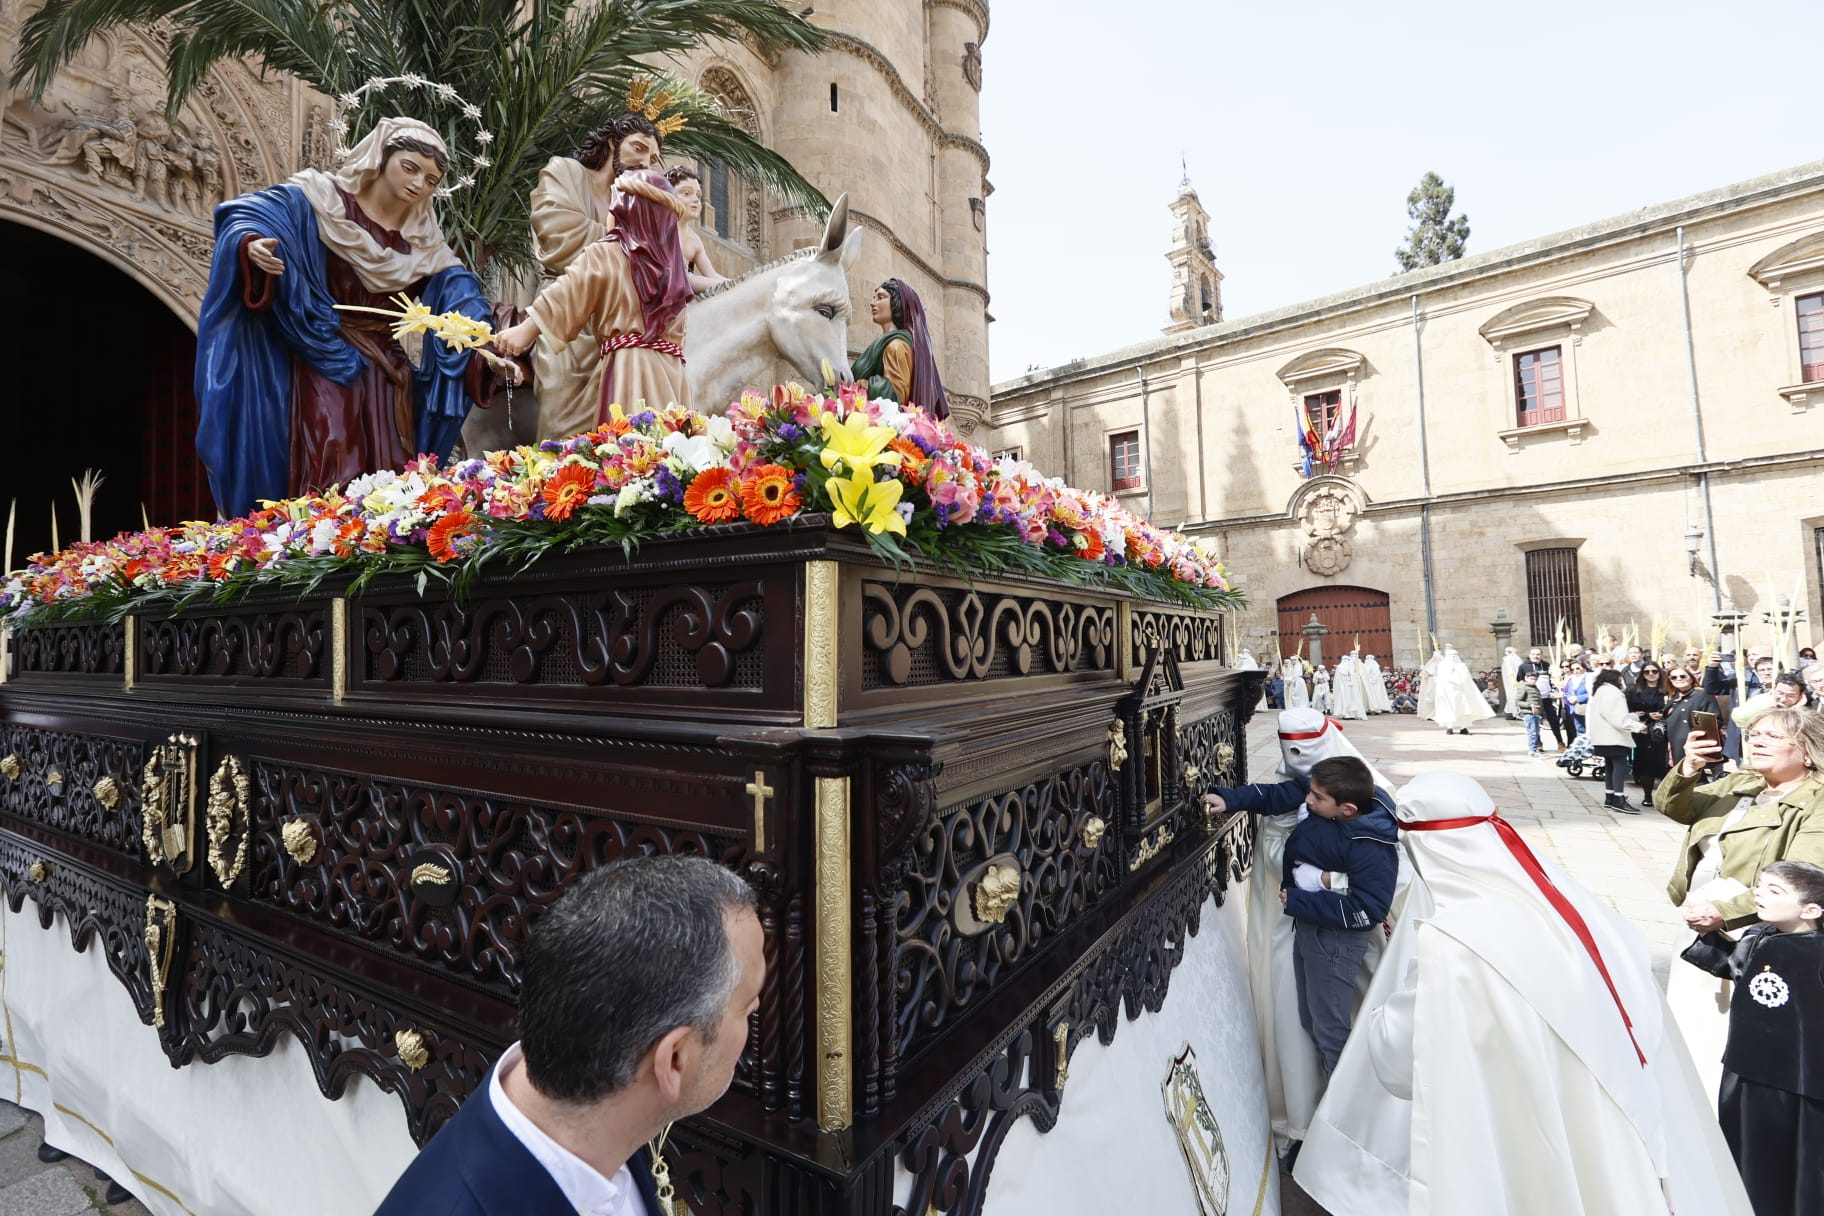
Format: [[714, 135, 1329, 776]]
[[426, 510, 478, 563], [888, 437, 929, 481], [685, 467, 743, 524], [740, 464, 802, 526], [1075, 529, 1106, 561], [541, 465, 597, 522]]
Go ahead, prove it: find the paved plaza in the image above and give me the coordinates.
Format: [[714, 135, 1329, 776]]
[[0, 710, 1702, 1214]]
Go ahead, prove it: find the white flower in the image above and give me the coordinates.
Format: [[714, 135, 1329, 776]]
[[475, 129, 493, 145], [473, 155, 491, 169], [462, 103, 483, 120], [896, 502, 915, 522], [346, 470, 399, 498], [614, 478, 655, 517], [457, 175, 475, 189], [400, 73, 425, 88], [704, 414, 737, 451], [327, 118, 348, 134], [435, 84, 458, 100], [870, 398, 907, 429], [661, 431, 721, 473], [338, 92, 360, 107], [309, 517, 341, 553]]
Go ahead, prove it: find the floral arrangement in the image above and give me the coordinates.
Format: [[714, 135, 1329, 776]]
[[1, 385, 1240, 628]]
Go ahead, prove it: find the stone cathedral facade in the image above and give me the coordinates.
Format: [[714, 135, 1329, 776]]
[[0, 0, 992, 556]]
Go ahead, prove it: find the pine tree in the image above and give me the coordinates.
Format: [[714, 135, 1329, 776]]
[[1394, 171, 1470, 272]]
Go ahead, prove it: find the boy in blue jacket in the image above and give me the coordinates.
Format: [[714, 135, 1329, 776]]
[[1206, 754, 1400, 1074]]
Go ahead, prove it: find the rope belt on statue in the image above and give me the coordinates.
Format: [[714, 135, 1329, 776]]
[[601, 331, 686, 363], [1401, 812, 1648, 1067]]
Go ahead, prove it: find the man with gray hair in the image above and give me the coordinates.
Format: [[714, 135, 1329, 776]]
[[376, 855, 763, 1215]]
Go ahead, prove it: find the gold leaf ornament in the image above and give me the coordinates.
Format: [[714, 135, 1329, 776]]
[[972, 863, 1021, 925], [395, 1028, 430, 1071], [0, 754, 20, 782], [93, 775, 122, 808], [281, 819, 318, 865]]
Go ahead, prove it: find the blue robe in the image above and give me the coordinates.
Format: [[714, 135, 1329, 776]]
[[194, 183, 488, 518]]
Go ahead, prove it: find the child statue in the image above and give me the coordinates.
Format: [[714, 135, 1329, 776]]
[[194, 117, 504, 518], [663, 166, 728, 293]]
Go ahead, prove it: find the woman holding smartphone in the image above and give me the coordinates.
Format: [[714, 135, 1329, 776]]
[[1657, 707, 1824, 1097], [1663, 665, 1722, 774]]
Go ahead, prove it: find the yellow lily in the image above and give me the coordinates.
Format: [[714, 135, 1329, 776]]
[[827, 466, 907, 536], [818, 411, 902, 475]]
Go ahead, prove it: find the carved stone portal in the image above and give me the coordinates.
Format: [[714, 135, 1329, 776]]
[[0, 6, 308, 323]]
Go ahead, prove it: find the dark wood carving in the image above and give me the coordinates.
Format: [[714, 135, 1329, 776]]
[[0, 833, 156, 1022], [9, 622, 125, 678], [0, 725, 143, 858], [1130, 607, 1225, 668], [892, 759, 1122, 1068], [140, 609, 328, 683], [859, 582, 1116, 689]]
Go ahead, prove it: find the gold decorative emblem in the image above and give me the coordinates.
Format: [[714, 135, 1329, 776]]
[[139, 734, 199, 874], [1216, 742, 1236, 776], [1107, 720, 1128, 771], [0, 754, 20, 782], [92, 775, 122, 809], [205, 755, 251, 888], [44, 769, 63, 790], [1130, 825, 1176, 872], [281, 819, 319, 865], [1163, 1044, 1230, 1216], [394, 1027, 430, 1071], [1081, 816, 1107, 850], [972, 863, 1021, 925], [1053, 1020, 1072, 1093], [410, 862, 452, 887], [144, 895, 178, 1030], [28, 860, 49, 883], [1183, 764, 1202, 787]]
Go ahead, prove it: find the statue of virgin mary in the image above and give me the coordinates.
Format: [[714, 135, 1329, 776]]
[[194, 117, 495, 517]]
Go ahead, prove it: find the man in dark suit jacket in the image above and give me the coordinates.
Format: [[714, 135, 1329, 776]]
[[375, 856, 765, 1216]]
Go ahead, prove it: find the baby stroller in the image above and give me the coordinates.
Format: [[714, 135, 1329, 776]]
[[1557, 733, 1608, 781]]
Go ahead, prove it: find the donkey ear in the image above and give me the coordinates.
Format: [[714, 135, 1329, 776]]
[[839, 226, 863, 269], [817, 193, 850, 259]]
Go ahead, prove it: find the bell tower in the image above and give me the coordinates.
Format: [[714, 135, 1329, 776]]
[[1164, 174, 1222, 334]]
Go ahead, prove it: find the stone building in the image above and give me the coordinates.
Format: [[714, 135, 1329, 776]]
[[983, 163, 1824, 669], [0, 0, 991, 557]]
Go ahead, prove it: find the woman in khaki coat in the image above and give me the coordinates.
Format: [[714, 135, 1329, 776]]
[[1656, 706, 1824, 1095]]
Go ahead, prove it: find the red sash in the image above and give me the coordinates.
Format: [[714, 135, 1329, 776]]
[[1402, 812, 1647, 1067]]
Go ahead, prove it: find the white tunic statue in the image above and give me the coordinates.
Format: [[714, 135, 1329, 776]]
[[1501, 646, 1522, 717], [1428, 646, 1493, 733], [1312, 664, 1333, 713], [1295, 772, 1753, 1216], [1414, 650, 1440, 722]]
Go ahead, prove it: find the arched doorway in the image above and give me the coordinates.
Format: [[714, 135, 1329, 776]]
[[1276, 585, 1392, 663], [0, 221, 211, 563]]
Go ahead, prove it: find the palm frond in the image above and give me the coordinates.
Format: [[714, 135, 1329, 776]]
[[15, 0, 829, 289]]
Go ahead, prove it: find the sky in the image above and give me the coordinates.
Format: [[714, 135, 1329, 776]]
[[978, 0, 1821, 384]]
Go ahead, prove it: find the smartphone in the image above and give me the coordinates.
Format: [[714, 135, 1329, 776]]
[[1690, 710, 1721, 748]]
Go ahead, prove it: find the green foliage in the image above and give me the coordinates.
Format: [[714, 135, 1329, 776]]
[[12, 0, 829, 285], [1393, 170, 1470, 272]]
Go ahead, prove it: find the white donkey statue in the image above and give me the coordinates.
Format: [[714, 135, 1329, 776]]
[[462, 193, 862, 451]]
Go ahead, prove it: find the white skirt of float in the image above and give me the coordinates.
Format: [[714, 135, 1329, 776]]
[[916, 895, 1279, 1216], [1, 902, 418, 1216], [1664, 952, 1729, 1108]]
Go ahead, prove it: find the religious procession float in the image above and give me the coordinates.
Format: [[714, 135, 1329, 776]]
[[0, 38, 1274, 1216]]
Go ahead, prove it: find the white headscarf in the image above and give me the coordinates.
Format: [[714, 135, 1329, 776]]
[[287, 116, 464, 293]]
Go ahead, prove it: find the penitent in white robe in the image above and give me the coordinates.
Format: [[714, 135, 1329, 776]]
[[1361, 655, 1394, 714], [1295, 774, 1752, 1216], [1331, 655, 1368, 720], [1428, 651, 1493, 730], [1501, 648, 1523, 716], [1282, 659, 1310, 709]]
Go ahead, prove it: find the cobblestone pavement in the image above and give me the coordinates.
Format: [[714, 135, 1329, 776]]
[[1265, 708, 1692, 1215], [0, 709, 1690, 1216]]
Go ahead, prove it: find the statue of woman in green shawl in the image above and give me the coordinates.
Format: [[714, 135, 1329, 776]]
[[851, 278, 950, 419]]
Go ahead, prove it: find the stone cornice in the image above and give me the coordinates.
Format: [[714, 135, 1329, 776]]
[[847, 207, 990, 305], [927, 0, 990, 40], [992, 160, 1824, 398], [821, 31, 990, 176]]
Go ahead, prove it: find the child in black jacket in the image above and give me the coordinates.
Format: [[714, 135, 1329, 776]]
[[1206, 755, 1399, 1074], [1682, 859, 1824, 1216]]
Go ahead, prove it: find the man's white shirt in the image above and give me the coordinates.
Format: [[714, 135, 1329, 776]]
[[489, 1041, 650, 1216]]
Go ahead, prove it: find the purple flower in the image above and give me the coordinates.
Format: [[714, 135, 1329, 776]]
[[934, 502, 951, 527], [630, 409, 658, 427], [539, 440, 562, 453], [778, 422, 804, 442], [1046, 528, 1068, 547], [654, 465, 683, 503]]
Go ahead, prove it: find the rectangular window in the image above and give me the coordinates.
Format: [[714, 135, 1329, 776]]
[[708, 163, 731, 240], [993, 446, 1022, 463], [1799, 293, 1824, 383], [1110, 431, 1143, 491], [1525, 547, 1584, 647], [1303, 390, 1342, 442], [1513, 346, 1566, 428]]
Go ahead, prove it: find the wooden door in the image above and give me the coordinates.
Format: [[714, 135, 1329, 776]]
[[1276, 586, 1393, 663]]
